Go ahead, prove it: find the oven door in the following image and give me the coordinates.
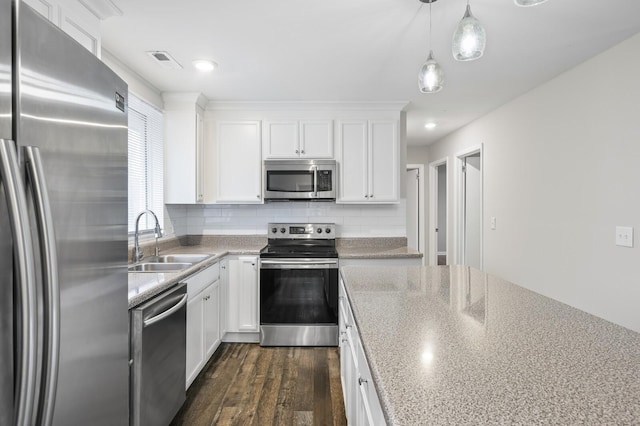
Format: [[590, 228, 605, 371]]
[[260, 258, 339, 345]]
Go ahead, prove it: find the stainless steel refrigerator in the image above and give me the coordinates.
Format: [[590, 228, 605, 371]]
[[0, 1, 129, 425]]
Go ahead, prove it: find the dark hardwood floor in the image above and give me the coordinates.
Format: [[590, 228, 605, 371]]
[[171, 343, 347, 426]]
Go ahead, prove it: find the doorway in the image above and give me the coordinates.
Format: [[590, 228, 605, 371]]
[[428, 158, 448, 265], [406, 164, 425, 258], [456, 146, 483, 269]]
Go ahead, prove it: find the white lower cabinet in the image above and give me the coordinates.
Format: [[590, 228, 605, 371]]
[[225, 255, 259, 338], [339, 278, 386, 426], [185, 262, 221, 389]]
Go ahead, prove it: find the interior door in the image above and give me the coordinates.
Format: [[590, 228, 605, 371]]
[[406, 168, 419, 251], [463, 154, 482, 269], [437, 164, 447, 265]]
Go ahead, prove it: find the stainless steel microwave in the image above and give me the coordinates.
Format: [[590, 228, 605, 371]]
[[264, 159, 336, 201]]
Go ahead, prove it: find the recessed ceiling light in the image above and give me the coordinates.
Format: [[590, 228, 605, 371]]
[[192, 59, 218, 72], [424, 122, 437, 130]]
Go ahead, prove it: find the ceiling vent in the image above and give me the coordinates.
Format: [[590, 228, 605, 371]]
[[146, 51, 183, 70]]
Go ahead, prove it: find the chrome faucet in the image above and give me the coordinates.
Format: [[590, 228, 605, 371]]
[[133, 209, 162, 263]]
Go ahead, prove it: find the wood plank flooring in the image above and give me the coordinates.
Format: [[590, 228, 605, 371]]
[[171, 343, 347, 426]]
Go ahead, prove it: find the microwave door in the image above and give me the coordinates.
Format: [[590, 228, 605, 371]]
[[265, 170, 315, 200]]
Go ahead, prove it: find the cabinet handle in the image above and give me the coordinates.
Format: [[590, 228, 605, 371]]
[[364, 195, 369, 199], [358, 377, 368, 386], [301, 149, 305, 154], [295, 149, 299, 154], [369, 194, 374, 198], [257, 195, 261, 199], [346, 324, 352, 329]]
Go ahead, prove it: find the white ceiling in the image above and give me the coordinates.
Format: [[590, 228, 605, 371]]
[[100, 0, 640, 146]]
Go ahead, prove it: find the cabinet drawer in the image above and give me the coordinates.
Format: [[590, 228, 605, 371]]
[[186, 262, 220, 299]]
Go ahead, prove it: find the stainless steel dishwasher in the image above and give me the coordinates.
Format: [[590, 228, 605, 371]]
[[130, 283, 187, 426]]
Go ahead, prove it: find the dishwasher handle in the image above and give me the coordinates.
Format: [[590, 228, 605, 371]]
[[143, 294, 188, 328]]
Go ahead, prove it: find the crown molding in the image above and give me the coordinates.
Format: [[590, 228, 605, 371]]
[[205, 100, 409, 112]]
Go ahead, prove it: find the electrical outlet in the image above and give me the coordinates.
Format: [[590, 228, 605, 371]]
[[615, 226, 634, 248], [490, 217, 496, 230]]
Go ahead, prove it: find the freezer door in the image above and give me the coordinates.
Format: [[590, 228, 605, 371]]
[[0, 1, 13, 425], [17, 5, 129, 426], [0, 0, 10, 140]]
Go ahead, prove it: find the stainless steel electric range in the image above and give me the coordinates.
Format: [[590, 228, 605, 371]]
[[259, 223, 339, 346]]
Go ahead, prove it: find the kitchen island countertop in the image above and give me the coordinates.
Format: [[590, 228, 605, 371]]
[[340, 265, 640, 425]]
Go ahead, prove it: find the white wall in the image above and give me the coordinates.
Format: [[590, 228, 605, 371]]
[[165, 202, 406, 238], [427, 32, 640, 332]]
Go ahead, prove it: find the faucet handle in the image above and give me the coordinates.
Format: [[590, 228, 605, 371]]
[[133, 246, 144, 262]]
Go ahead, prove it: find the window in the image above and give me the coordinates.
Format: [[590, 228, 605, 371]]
[[128, 93, 164, 234]]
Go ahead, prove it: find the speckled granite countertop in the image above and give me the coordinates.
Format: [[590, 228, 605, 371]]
[[128, 236, 265, 309], [336, 237, 422, 259], [340, 265, 640, 425]]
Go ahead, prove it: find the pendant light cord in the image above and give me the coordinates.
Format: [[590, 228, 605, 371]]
[[429, 0, 432, 50]]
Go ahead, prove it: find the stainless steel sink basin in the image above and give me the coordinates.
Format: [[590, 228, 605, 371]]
[[128, 262, 192, 273], [149, 254, 212, 264], [128, 253, 212, 273]]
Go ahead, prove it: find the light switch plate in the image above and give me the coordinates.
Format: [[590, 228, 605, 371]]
[[615, 226, 634, 248], [490, 217, 496, 230]]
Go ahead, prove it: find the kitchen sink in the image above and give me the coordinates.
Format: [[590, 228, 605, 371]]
[[128, 253, 213, 273], [147, 254, 212, 264], [128, 262, 192, 273]]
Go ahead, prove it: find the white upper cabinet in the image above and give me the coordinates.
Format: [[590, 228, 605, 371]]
[[263, 120, 333, 159], [164, 93, 207, 204], [24, 0, 101, 57], [337, 119, 399, 203], [211, 121, 263, 204]]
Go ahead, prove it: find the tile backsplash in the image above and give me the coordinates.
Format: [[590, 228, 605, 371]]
[[165, 201, 406, 238]]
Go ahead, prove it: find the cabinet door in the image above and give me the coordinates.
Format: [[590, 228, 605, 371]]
[[368, 121, 398, 202], [227, 256, 259, 332], [58, 4, 100, 56], [195, 110, 204, 202], [263, 121, 299, 158], [337, 120, 368, 202], [25, 0, 100, 57], [165, 110, 198, 203], [24, 0, 57, 22], [217, 121, 263, 203], [219, 259, 228, 335], [203, 281, 221, 359], [185, 295, 205, 388], [300, 120, 333, 158]]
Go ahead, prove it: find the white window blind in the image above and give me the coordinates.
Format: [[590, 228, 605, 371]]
[[128, 93, 164, 234]]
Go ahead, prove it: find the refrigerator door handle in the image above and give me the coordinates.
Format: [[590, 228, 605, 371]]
[[25, 146, 60, 426], [0, 139, 38, 426]]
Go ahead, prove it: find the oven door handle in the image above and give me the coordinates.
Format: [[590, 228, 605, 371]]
[[260, 259, 338, 269]]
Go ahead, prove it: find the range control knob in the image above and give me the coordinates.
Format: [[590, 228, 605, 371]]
[[317, 228, 322, 234], [271, 227, 278, 234], [325, 228, 331, 234], [280, 227, 286, 234]]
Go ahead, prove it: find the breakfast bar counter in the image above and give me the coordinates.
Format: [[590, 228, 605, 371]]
[[339, 265, 640, 425]]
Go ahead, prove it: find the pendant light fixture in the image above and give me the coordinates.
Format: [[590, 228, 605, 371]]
[[514, 0, 549, 6], [452, 1, 486, 61], [418, 0, 444, 93]]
